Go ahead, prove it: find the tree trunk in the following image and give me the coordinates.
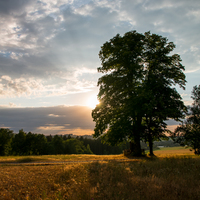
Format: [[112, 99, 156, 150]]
[[129, 116, 142, 156], [146, 116, 154, 156], [130, 135, 141, 156], [148, 133, 154, 156]]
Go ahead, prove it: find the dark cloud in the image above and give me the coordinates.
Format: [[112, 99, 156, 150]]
[[0, 54, 56, 78], [0, 105, 95, 135], [0, 0, 32, 16]]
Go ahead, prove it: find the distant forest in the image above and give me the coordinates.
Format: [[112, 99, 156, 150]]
[[0, 128, 179, 156]]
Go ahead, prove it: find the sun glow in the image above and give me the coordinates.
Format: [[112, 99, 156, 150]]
[[86, 95, 99, 108]]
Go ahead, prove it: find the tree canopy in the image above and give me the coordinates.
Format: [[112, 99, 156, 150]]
[[92, 30, 186, 156]]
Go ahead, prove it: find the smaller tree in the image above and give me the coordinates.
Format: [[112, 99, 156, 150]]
[[173, 85, 200, 155], [64, 138, 93, 154], [12, 129, 26, 155], [0, 128, 14, 156], [52, 135, 65, 154]]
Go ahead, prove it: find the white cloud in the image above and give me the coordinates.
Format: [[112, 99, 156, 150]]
[[9, 102, 17, 107], [0, 102, 18, 108], [190, 46, 199, 52], [1, 75, 12, 81], [48, 114, 60, 117], [0, 72, 96, 98], [73, 3, 94, 16], [0, 76, 44, 97]]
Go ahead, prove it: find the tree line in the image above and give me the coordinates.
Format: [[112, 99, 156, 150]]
[[0, 127, 182, 156], [0, 129, 130, 156]]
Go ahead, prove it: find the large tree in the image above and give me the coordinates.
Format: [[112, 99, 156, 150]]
[[92, 30, 186, 156], [173, 85, 200, 155], [92, 31, 145, 156]]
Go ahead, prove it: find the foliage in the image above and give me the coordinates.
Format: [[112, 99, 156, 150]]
[[64, 138, 93, 154], [92, 30, 186, 156], [0, 128, 14, 156], [173, 85, 200, 154], [52, 135, 65, 154], [12, 130, 48, 155], [12, 129, 26, 155], [81, 137, 129, 155]]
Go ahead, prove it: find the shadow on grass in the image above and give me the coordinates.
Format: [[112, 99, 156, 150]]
[[0, 157, 47, 163], [124, 152, 159, 162], [57, 156, 200, 200], [17, 157, 39, 163]]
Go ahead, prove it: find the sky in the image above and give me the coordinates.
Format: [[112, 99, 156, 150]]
[[0, 0, 200, 135]]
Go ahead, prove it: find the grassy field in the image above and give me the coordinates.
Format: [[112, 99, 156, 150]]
[[0, 146, 194, 163], [0, 147, 199, 200], [0, 154, 127, 164], [153, 146, 195, 156]]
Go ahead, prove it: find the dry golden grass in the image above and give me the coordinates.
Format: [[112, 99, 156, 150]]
[[0, 165, 70, 199], [57, 157, 200, 200], [1, 153, 200, 200]]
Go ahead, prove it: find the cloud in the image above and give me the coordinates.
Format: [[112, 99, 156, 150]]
[[0, 69, 97, 98], [0, 75, 44, 97], [0, 0, 109, 101], [120, 0, 200, 71], [0, 0, 199, 110], [0, 105, 95, 135]]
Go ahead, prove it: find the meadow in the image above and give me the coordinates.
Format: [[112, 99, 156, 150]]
[[0, 147, 199, 200]]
